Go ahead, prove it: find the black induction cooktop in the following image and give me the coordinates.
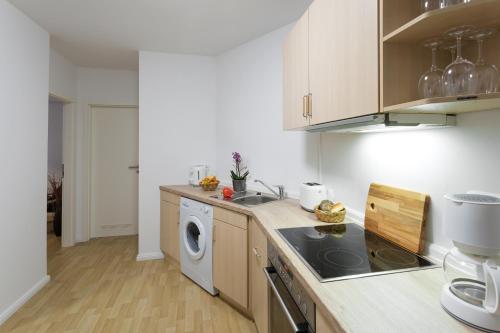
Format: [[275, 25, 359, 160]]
[[277, 223, 436, 282]]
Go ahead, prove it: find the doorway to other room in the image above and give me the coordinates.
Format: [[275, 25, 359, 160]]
[[47, 98, 64, 251]]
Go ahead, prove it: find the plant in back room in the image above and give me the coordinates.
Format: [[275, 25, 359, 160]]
[[48, 174, 63, 237], [231, 152, 249, 192]]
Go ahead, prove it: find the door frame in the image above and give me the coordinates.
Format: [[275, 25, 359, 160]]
[[48, 93, 75, 247], [84, 104, 139, 240]]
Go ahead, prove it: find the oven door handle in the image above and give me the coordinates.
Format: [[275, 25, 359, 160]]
[[264, 267, 308, 333]]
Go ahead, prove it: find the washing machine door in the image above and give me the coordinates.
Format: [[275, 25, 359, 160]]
[[182, 215, 206, 260]]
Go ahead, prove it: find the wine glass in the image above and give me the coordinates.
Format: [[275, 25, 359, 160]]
[[442, 25, 478, 96], [440, 39, 457, 64], [441, 0, 471, 7], [418, 38, 444, 98], [423, 0, 470, 13], [421, 0, 440, 12], [468, 28, 499, 94]]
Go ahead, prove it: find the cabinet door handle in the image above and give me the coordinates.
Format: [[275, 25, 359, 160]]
[[307, 93, 312, 118], [302, 95, 308, 118], [252, 247, 261, 258], [213, 225, 216, 242]]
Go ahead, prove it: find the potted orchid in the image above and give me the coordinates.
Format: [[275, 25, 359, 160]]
[[231, 152, 249, 192]]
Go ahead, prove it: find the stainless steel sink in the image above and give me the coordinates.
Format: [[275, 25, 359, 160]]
[[231, 194, 278, 207]]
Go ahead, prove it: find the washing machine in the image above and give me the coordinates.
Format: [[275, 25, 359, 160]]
[[179, 197, 217, 295]]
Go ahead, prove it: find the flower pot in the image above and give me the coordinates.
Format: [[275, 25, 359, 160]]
[[232, 179, 247, 193]]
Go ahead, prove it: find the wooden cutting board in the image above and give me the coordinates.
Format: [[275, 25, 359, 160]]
[[365, 183, 430, 254]]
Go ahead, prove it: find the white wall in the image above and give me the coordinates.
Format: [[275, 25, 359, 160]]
[[139, 52, 217, 258], [76, 68, 139, 105], [49, 49, 77, 100], [48, 102, 64, 177], [320, 110, 500, 251], [75, 68, 139, 242], [0, 0, 50, 323], [215, 25, 319, 197]]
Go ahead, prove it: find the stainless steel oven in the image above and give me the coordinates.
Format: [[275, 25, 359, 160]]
[[265, 242, 315, 333]]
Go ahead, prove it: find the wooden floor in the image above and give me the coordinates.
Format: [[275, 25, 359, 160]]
[[0, 234, 257, 333]]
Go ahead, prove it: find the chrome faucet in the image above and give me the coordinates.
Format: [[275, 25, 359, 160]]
[[254, 179, 285, 200]]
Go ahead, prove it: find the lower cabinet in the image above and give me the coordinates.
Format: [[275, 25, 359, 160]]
[[160, 192, 180, 262], [160, 195, 272, 331], [317, 308, 337, 333], [250, 218, 269, 333], [213, 215, 248, 310]]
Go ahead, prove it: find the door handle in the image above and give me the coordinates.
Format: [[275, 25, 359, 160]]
[[128, 166, 139, 174], [302, 95, 308, 118], [307, 93, 312, 118], [264, 267, 308, 333]]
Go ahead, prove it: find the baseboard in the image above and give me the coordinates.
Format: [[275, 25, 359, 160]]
[[0, 275, 50, 325], [136, 251, 165, 261]]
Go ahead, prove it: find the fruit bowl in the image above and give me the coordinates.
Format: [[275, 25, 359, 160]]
[[200, 179, 220, 192]]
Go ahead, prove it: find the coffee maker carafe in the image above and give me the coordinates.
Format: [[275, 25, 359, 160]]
[[441, 192, 500, 332]]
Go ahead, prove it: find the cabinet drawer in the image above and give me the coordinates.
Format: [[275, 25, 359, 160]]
[[160, 191, 180, 205], [213, 206, 247, 229]]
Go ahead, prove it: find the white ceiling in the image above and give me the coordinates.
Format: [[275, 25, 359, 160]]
[[8, 0, 311, 70]]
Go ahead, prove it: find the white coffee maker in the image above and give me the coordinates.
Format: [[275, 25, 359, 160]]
[[441, 192, 500, 332]]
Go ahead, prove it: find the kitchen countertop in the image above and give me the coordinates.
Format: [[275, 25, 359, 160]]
[[160, 185, 478, 333]]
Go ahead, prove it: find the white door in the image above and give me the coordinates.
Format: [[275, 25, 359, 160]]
[[90, 106, 138, 238]]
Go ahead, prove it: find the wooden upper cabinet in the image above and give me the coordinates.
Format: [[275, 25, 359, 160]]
[[283, 10, 310, 130], [308, 0, 379, 125], [283, 0, 379, 128]]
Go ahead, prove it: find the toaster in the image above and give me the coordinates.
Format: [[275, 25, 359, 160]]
[[300, 182, 328, 212]]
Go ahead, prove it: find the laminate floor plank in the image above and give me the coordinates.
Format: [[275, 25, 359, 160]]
[[0, 234, 256, 333]]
